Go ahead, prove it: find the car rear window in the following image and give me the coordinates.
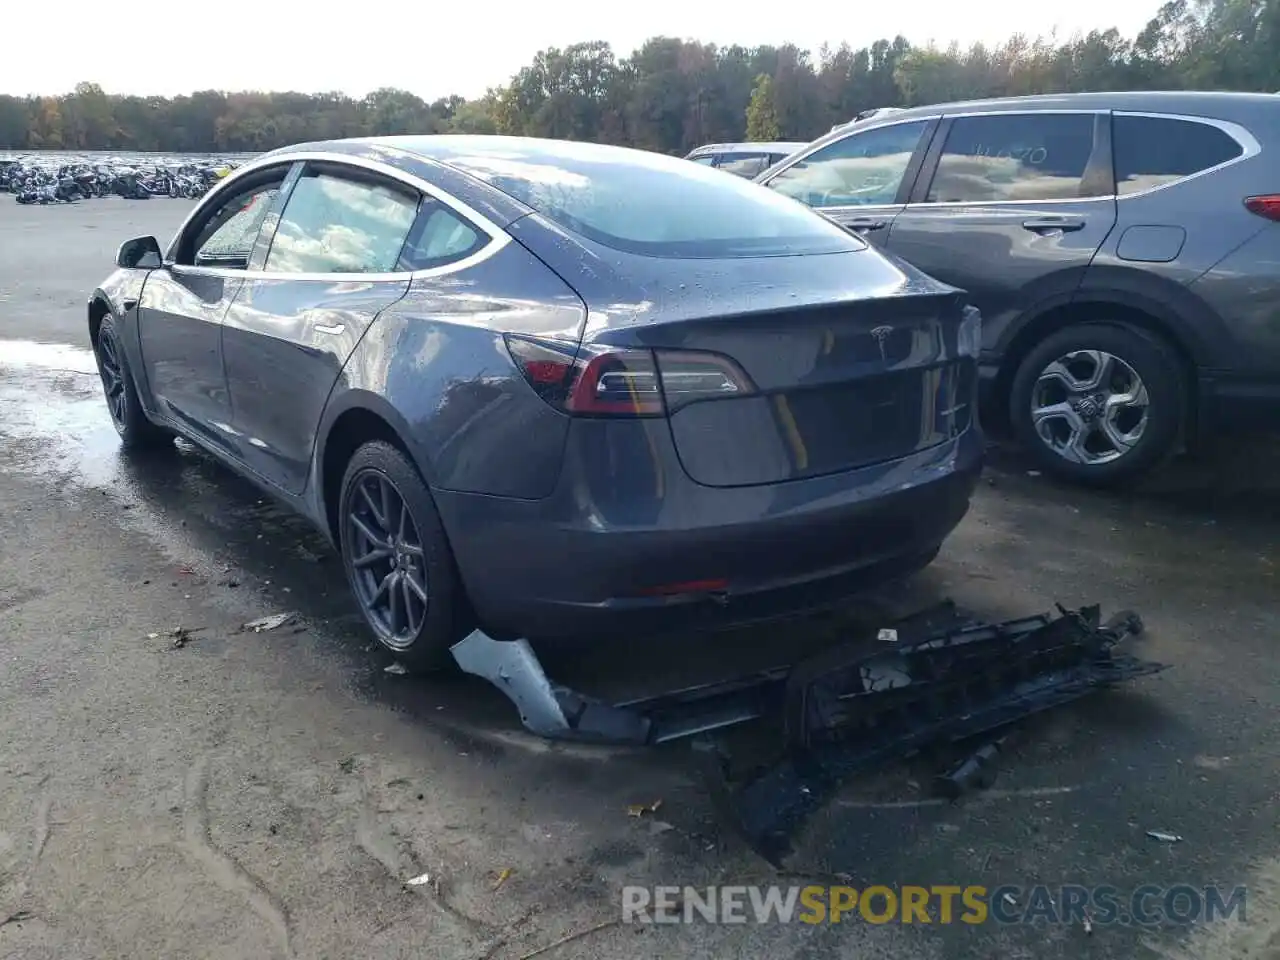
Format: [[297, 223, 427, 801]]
[[442, 144, 862, 259], [1113, 115, 1245, 196]]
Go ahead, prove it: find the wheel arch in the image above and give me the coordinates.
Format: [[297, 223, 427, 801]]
[[88, 291, 111, 348], [314, 390, 436, 545], [993, 271, 1218, 430]]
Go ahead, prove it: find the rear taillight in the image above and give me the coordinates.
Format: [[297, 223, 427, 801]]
[[504, 334, 754, 417], [1244, 195, 1280, 221]]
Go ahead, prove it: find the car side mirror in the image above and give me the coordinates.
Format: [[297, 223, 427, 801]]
[[116, 235, 164, 269]]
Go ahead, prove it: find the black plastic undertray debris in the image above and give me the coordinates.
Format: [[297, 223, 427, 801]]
[[699, 602, 1166, 864]]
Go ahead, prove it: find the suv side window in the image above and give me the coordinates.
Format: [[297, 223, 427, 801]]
[[397, 199, 489, 270], [925, 113, 1105, 203], [690, 155, 717, 166], [181, 174, 286, 269], [716, 153, 770, 178], [265, 166, 420, 275], [1113, 115, 1244, 196], [766, 120, 931, 208]]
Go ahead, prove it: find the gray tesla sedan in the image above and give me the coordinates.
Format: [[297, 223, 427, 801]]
[[90, 135, 983, 668]]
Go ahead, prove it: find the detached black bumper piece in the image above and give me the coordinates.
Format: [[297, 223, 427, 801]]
[[717, 603, 1164, 863], [450, 602, 1166, 864]]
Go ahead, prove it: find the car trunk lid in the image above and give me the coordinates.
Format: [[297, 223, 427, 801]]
[[652, 294, 975, 486]]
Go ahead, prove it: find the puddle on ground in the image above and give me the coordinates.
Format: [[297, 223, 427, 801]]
[[0, 338, 100, 374], [0, 340, 123, 487]]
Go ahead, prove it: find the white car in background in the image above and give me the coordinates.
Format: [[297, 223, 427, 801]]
[[683, 141, 810, 178]]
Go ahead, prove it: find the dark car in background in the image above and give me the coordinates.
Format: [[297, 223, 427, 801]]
[[757, 91, 1280, 485], [90, 136, 982, 667], [685, 141, 810, 178]]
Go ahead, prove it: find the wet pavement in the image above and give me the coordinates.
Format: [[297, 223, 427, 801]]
[[1, 199, 1278, 959]]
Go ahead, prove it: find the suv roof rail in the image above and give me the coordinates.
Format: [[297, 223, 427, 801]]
[[829, 106, 905, 133]]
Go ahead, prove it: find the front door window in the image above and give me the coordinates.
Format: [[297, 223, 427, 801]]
[[184, 180, 284, 269], [766, 120, 931, 208]]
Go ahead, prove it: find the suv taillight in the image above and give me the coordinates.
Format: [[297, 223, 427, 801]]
[[504, 334, 753, 417], [1244, 195, 1280, 221]]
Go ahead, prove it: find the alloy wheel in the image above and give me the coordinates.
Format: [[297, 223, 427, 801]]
[[1029, 349, 1149, 466], [345, 470, 429, 649], [97, 332, 127, 427]]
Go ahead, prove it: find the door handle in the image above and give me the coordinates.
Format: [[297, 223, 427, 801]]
[[1022, 216, 1086, 234], [314, 322, 344, 335], [844, 218, 889, 232]]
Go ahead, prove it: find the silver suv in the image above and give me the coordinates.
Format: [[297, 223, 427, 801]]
[[756, 91, 1280, 485]]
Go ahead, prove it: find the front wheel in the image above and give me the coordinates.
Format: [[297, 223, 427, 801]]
[[95, 316, 173, 450], [1009, 322, 1184, 486], [338, 441, 471, 670]]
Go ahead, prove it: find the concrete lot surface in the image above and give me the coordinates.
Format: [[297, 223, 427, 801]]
[[1, 198, 1278, 959]]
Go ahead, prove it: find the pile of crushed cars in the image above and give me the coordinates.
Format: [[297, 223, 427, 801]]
[[1, 155, 246, 204]]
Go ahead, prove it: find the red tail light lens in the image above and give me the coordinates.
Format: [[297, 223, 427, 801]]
[[502, 335, 578, 404], [505, 335, 753, 417], [1244, 195, 1280, 221]]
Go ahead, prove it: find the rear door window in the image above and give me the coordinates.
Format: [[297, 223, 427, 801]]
[[925, 113, 1106, 203], [765, 120, 932, 208], [1113, 114, 1244, 195], [265, 167, 420, 275]]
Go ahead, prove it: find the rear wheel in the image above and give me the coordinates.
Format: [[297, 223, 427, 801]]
[[1009, 322, 1184, 486], [95, 315, 173, 450], [338, 441, 470, 670]]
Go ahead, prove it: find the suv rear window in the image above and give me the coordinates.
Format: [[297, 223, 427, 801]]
[[444, 144, 861, 259], [1113, 115, 1244, 196]]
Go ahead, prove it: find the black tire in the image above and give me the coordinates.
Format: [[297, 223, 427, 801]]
[[338, 441, 471, 670], [95, 315, 173, 451], [1009, 322, 1184, 486]]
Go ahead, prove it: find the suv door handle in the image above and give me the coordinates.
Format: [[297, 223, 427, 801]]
[[1022, 216, 1086, 234]]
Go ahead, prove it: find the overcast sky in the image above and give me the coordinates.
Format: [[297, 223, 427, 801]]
[[1, 0, 1159, 100]]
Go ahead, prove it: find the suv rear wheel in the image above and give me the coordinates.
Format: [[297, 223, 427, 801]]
[[1009, 322, 1184, 486]]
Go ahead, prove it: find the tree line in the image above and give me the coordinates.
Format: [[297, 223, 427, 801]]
[[2, 0, 1277, 156]]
